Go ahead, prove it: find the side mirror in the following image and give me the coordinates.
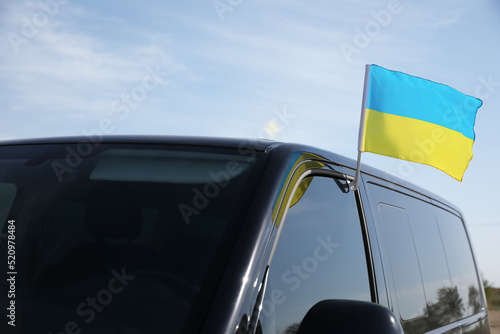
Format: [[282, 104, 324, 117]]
[[296, 299, 403, 334]]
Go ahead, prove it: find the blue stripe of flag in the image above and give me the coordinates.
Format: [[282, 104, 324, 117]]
[[366, 65, 482, 140]]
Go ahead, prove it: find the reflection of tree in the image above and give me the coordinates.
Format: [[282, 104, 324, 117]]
[[280, 285, 484, 334], [280, 322, 300, 334], [440, 286, 464, 319], [426, 286, 463, 328], [468, 285, 482, 314], [410, 284, 483, 332]]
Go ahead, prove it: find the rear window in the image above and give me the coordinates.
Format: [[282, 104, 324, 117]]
[[368, 183, 484, 332], [0, 142, 265, 334]]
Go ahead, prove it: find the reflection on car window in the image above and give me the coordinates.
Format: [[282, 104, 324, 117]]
[[436, 208, 483, 318], [0, 143, 263, 334], [369, 183, 484, 333], [404, 201, 457, 327], [262, 176, 370, 334], [378, 204, 427, 320]]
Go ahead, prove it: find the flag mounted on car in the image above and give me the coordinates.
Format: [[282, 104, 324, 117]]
[[353, 64, 482, 188]]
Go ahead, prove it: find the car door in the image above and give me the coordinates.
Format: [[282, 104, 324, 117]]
[[258, 165, 374, 334]]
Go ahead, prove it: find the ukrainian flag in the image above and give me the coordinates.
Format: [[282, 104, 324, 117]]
[[359, 64, 482, 181]]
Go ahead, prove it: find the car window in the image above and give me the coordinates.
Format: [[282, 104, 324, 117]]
[[378, 203, 427, 321], [435, 208, 483, 318], [368, 183, 485, 333], [0, 143, 265, 334], [261, 175, 370, 334]]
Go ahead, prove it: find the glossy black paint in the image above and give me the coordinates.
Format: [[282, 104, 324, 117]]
[[0, 135, 490, 334]]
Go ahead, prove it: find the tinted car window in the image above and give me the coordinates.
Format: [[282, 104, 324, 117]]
[[378, 203, 427, 320], [262, 176, 370, 334], [0, 143, 265, 334], [368, 183, 485, 333], [435, 208, 483, 318], [405, 202, 457, 328]]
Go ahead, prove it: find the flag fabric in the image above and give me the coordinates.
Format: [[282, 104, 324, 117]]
[[358, 64, 483, 181]]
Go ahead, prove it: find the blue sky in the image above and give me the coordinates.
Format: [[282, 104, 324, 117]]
[[1, 0, 500, 285]]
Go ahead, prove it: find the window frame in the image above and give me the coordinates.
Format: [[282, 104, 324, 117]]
[[257, 163, 377, 333], [365, 180, 487, 333], [270, 164, 376, 296]]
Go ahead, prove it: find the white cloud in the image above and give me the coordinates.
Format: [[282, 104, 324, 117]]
[[0, 1, 190, 128]]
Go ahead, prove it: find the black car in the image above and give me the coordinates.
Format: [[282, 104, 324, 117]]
[[0, 136, 491, 334]]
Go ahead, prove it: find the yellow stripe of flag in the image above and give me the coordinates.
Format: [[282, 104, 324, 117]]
[[362, 108, 474, 181]]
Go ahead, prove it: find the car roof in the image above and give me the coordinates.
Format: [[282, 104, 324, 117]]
[[0, 135, 279, 151], [0, 135, 460, 215]]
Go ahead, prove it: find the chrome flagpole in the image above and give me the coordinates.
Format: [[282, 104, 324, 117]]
[[352, 64, 371, 191]]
